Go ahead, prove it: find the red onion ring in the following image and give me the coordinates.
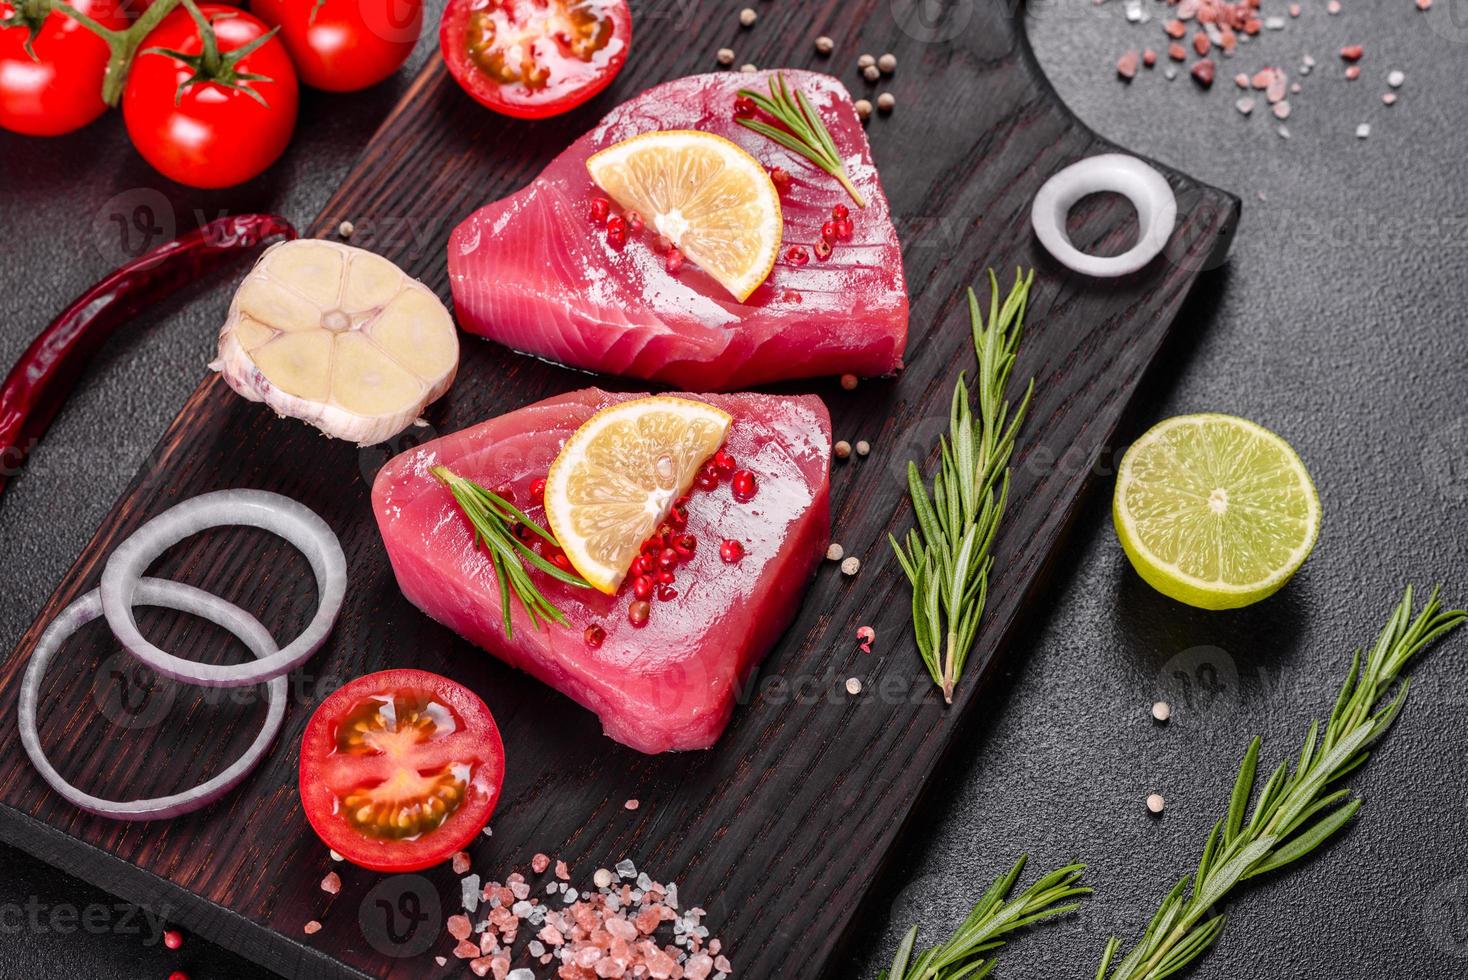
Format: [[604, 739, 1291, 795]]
[[99, 490, 346, 688], [18, 578, 287, 820]]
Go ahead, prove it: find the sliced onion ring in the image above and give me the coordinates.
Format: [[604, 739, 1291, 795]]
[[100, 490, 346, 688], [1031, 154, 1178, 278], [18, 578, 287, 820]]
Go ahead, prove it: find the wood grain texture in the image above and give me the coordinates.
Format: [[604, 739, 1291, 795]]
[[0, 1, 1238, 977]]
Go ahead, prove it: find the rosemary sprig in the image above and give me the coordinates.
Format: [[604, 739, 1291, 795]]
[[890, 270, 1036, 703], [735, 72, 866, 208], [1097, 585, 1467, 980], [431, 465, 590, 639], [880, 856, 1089, 980]]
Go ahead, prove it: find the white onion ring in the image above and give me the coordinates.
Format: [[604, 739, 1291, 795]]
[[1031, 154, 1178, 278], [100, 490, 346, 688], [18, 578, 287, 820]]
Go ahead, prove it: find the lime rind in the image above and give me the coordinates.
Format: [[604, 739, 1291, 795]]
[[1113, 413, 1321, 610]]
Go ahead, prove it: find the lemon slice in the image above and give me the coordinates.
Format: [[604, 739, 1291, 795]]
[[586, 130, 782, 302], [212, 240, 459, 446], [544, 396, 732, 594], [1113, 414, 1321, 610]]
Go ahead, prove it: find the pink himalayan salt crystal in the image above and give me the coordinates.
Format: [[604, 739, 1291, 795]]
[[303, 920, 322, 935], [1252, 68, 1275, 90], [605, 916, 639, 942], [686, 953, 715, 980], [1272, 100, 1291, 119], [540, 923, 567, 946], [1190, 59, 1215, 87], [1143, 48, 1157, 67], [1117, 50, 1140, 79], [1235, 72, 1249, 88], [470, 956, 495, 977], [448, 914, 473, 941], [1345, 65, 1361, 80], [1266, 73, 1287, 103], [532, 853, 551, 874], [510, 880, 531, 900], [1290, 2, 1300, 13], [1327, 0, 1340, 10], [625, 799, 640, 811], [453, 851, 472, 875], [715, 955, 733, 973], [454, 939, 481, 959], [1418, 0, 1432, 9], [556, 860, 572, 880], [320, 872, 341, 895]]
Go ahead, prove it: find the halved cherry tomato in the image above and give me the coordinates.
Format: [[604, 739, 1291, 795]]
[[251, 0, 421, 92], [121, 4, 298, 188], [299, 669, 505, 873], [0, 0, 128, 136], [439, 0, 630, 120]]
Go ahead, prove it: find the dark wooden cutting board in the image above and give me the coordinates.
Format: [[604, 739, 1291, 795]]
[[0, 2, 1238, 977]]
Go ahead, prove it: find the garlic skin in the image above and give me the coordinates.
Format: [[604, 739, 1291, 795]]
[[211, 240, 459, 446]]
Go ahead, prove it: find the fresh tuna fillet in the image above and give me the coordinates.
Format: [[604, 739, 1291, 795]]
[[447, 69, 908, 390], [372, 388, 831, 753]]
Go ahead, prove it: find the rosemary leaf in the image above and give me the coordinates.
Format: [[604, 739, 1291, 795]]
[[432, 465, 590, 639], [736, 71, 866, 207], [1098, 586, 1466, 980], [881, 856, 1089, 980], [890, 269, 1036, 703]]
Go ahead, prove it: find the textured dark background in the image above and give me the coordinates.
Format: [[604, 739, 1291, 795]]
[[3, 1, 1468, 978]]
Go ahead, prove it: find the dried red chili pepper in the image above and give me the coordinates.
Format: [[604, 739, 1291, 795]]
[[0, 213, 296, 495]]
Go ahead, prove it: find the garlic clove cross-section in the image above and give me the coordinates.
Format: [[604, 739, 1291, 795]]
[[211, 240, 459, 446]]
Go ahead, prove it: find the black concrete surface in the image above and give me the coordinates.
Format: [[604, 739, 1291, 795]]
[[3, 1, 1467, 978]]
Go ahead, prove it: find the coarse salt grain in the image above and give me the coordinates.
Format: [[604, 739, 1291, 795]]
[[304, 920, 322, 935], [1356, 123, 1371, 138], [532, 853, 550, 874], [321, 872, 341, 895], [1147, 793, 1166, 814], [555, 860, 571, 881], [1235, 96, 1255, 114], [329, 849, 343, 862], [625, 798, 640, 811], [1388, 69, 1405, 87], [453, 851, 472, 875], [1382, 92, 1397, 105]]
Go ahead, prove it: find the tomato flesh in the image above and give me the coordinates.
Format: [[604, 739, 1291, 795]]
[[299, 669, 504, 872], [441, 0, 630, 119]]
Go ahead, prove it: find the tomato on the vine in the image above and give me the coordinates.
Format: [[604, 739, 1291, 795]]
[[251, 0, 421, 92], [122, 3, 297, 188], [439, 0, 630, 120], [0, 0, 128, 136], [299, 670, 505, 873]]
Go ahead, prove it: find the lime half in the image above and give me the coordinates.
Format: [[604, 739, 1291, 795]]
[[1113, 414, 1320, 610]]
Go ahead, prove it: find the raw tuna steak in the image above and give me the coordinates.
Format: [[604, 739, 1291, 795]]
[[447, 69, 908, 390], [372, 388, 831, 753]]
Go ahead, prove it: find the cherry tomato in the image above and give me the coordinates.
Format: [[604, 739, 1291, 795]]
[[299, 670, 505, 873], [121, 4, 297, 188], [251, 0, 421, 92], [0, 0, 128, 136], [439, 0, 630, 120]]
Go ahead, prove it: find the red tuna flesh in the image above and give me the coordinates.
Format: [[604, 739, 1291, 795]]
[[372, 388, 831, 753], [447, 70, 908, 391]]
